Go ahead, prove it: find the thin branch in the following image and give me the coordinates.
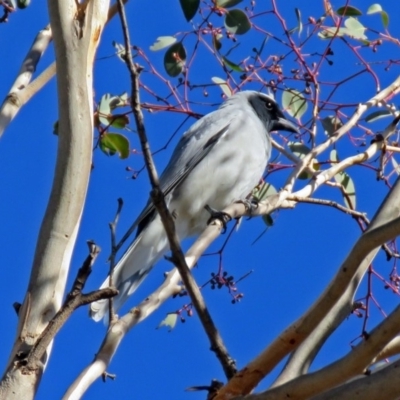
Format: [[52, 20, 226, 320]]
[[107, 198, 123, 326], [214, 175, 400, 399], [0, 1, 130, 139], [287, 195, 369, 222], [0, 24, 52, 137], [22, 241, 117, 372], [116, 0, 236, 379]]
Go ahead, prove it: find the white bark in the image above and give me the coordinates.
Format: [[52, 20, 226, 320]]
[[0, 25, 52, 137], [0, 1, 109, 398]]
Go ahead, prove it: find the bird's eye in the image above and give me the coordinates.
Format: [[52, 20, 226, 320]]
[[266, 102, 273, 110]]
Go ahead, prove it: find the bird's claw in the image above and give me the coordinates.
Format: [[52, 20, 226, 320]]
[[236, 198, 259, 218], [205, 205, 232, 233]]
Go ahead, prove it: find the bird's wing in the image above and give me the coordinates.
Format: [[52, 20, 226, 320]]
[[129, 114, 232, 237]]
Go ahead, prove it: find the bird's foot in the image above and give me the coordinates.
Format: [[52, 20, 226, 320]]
[[205, 205, 232, 233], [236, 198, 259, 217]]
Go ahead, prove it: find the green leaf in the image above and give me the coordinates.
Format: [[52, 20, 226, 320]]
[[380, 11, 389, 28], [318, 18, 367, 40], [150, 36, 177, 51], [164, 42, 186, 77], [289, 142, 319, 179], [216, 0, 243, 8], [179, 0, 199, 21], [262, 214, 274, 227], [157, 313, 178, 331], [211, 77, 232, 97], [330, 150, 356, 209], [336, 6, 362, 16], [295, 8, 303, 36], [222, 56, 244, 72], [109, 93, 129, 109], [335, 171, 356, 209], [288, 142, 311, 159], [367, 4, 383, 14], [344, 17, 367, 40], [365, 110, 392, 123], [367, 4, 389, 28], [252, 182, 277, 202], [225, 9, 251, 35], [17, 0, 30, 8], [282, 89, 308, 118], [100, 133, 130, 159], [213, 33, 223, 51], [98, 94, 112, 126], [321, 116, 343, 136], [108, 114, 129, 129], [252, 182, 276, 226], [318, 27, 347, 39]]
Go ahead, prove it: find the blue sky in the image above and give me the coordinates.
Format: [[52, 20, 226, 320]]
[[1, 0, 400, 399]]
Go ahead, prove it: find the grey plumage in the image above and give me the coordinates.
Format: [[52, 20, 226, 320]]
[[90, 91, 298, 322]]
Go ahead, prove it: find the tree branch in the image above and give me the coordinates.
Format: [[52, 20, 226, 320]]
[[116, 0, 236, 379], [214, 174, 400, 399], [0, 1, 110, 398], [21, 242, 116, 372]]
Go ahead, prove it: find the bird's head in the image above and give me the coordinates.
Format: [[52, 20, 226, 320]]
[[246, 91, 299, 134]]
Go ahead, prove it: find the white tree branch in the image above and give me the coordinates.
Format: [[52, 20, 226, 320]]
[[0, 25, 52, 137], [0, 1, 109, 398]]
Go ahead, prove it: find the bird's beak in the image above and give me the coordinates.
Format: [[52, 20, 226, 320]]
[[271, 112, 299, 133]]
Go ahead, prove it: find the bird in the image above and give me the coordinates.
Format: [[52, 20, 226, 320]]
[[90, 90, 298, 322]]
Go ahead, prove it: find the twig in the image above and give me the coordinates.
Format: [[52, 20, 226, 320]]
[[107, 198, 124, 326], [287, 195, 369, 223], [116, 0, 236, 379], [21, 241, 117, 372]]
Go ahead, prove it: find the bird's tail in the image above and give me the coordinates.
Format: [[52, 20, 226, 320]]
[[90, 227, 168, 322]]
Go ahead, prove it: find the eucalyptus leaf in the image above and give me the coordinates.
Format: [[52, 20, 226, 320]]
[[179, 0, 199, 21], [150, 36, 177, 51], [321, 116, 343, 136], [100, 133, 130, 159], [211, 77, 232, 97], [262, 214, 274, 227], [17, 0, 29, 8], [336, 6, 362, 16], [252, 182, 277, 202], [109, 93, 129, 109], [330, 149, 356, 209], [222, 56, 244, 72], [380, 11, 389, 28], [216, 0, 243, 8], [213, 34, 223, 51], [164, 42, 186, 77], [318, 27, 347, 39], [108, 114, 129, 129], [98, 94, 112, 126], [288, 142, 310, 158], [295, 8, 303, 36], [282, 89, 307, 118], [367, 4, 389, 28], [225, 9, 251, 35], [365, 110, 392, 123], [157, 313, 178, 331], [344, 17, 367, 40], [367, 4, 383, 14]]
